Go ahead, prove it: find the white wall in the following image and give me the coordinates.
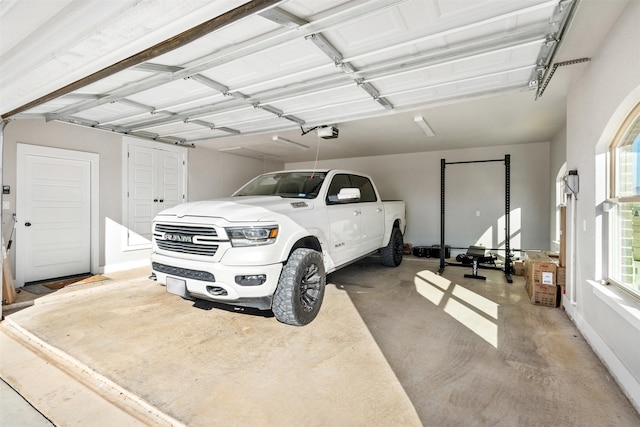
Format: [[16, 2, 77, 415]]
[[288, 141, 551, 257], [1, 119, 283, 276], [188, 148, 280, 201], [564, 0, 640, 411]]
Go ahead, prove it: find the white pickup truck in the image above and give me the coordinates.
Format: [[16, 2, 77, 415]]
[[150, 170, 405, 326]]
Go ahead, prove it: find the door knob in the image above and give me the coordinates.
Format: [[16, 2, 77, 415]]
[[25, 222, 31, 227]]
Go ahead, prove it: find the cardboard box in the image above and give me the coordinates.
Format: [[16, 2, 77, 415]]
[[513, 260, 525, 276], [546, 251, 560, 260], [556, 266, 566, 286], [526, 281, 559, 307], [524, 251, 558, 307], [524, 251, 557, 286]]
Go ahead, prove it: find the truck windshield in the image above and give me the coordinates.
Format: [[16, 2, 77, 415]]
[[233, 172, 327, 199]]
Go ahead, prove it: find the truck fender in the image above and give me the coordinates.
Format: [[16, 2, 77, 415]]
[[382, 218, 403, 247]]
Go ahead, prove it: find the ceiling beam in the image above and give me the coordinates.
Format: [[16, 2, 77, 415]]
[[133, 63, 184, 74], [258, 7, 308, 28], [306, 32, 393, 110]]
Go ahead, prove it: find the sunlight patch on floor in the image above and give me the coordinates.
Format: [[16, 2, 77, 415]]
[[415, 270, 499, 348]]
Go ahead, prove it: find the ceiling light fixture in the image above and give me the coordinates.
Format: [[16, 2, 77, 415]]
[[272, 135, 309, 150], [413, 116, 435, 137], [218, 146, 273, 159]]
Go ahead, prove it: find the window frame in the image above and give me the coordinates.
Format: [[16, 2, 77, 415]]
[[325, 173, 379, 205], [607, 102, 640, 298], [349, 174, 378, 203]]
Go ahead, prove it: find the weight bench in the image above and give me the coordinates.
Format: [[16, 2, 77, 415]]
[[462, 246, 493, 280]]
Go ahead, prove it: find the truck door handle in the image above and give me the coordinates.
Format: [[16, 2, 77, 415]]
[[25, 222, 32, 227], [377, 208, 383, 213], [353, 210, 362, 216]]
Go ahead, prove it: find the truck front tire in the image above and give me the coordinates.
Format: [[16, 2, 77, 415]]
[[380, 227, 403, 267], [273, 248, 326, 326]]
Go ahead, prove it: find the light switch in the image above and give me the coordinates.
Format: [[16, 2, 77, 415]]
[[476, 211, 480, 217], [2, 201, 9, 210]]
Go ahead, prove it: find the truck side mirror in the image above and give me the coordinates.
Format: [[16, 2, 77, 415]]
[[337, 188, 361, 201]]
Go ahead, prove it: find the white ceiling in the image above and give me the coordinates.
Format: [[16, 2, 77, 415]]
[[0, 0, 628, 163]]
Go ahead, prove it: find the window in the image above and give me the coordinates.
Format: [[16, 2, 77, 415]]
[[326, 174, 353, 204], [233, 171, 326, 198], [325, 174, 377, 204], [609, 102, 640, 298], [350, 175, 378, 202]]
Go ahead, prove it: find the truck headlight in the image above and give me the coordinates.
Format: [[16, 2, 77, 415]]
[[225, 226, 278, 247]]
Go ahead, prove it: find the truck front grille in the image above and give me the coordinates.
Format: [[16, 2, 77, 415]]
[[154, 223, 219, 256], [155, 224, 217, 236], [156, 240, 219, 256]]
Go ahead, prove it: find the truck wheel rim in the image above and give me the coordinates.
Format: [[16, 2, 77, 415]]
[[300, 264, 321, 311]]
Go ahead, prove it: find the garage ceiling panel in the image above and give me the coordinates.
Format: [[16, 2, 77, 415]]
[[201, 39, 331, 88], [69, 69, 156, 97], [127, 78, 220, 107], [270, 84, 368, 113], [294, 98, 383, 123], [74, 103, 145, 124], [329, 8, 409, 54], [20, 98, 85, 117], [152, 17, 282, 67], [199, 107, 275, 127]]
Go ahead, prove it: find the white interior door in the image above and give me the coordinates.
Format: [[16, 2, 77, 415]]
[[18, 151, 91, 283]]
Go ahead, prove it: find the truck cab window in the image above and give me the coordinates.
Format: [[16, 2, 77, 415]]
[[349, 175, 377, 202], [326, 174, 353, 204]]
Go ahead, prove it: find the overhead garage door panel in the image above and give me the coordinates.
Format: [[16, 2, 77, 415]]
[[5, 0, 576, 153]]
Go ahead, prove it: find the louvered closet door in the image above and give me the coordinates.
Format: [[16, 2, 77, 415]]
[[157, 149, 183, 211], [127, 145, 184, 247]]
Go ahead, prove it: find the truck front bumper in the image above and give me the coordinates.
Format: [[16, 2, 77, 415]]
[[151, 252, 283, 310]]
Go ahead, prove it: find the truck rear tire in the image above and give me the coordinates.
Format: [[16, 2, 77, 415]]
[[380, 227, 403, 267], [273, 248, 326, 326]]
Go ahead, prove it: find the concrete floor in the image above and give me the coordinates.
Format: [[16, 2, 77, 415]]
[[1, 257, 639, 426]]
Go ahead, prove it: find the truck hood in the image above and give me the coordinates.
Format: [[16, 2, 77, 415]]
[[155, 196, 314, 222]]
